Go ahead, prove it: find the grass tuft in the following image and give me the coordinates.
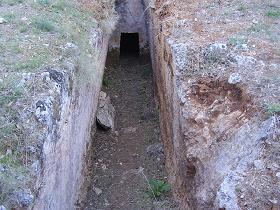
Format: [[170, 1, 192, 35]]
[[267, 103, 280, 115], [14, 56, 45, 71], [1, 0, 23, 6], [249, 23, 270, 33], [51, 0, 66, 11], [147, 179, 171, 198], [103, 77, 112, 87], [238, 3, 246, 12], [33, 18, 55, 32], [37, 0, 49, 6], [3, 13, 16, 22], [0, 90, 22, 107], [142, 68, 152, 78], [266, 9, 280, 18], [229, 36, 247, 46]]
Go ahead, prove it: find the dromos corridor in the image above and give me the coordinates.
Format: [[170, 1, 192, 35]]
[[79, 52, 177, 209]]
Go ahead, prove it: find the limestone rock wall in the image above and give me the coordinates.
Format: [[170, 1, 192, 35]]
[[34, 28, 110, 210], [146, 0, 280, 209], [145, 3, 191, 209]]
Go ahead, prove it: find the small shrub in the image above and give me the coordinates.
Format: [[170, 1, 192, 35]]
[[142, 68, 152, 78], [249, 23, 270, 33], [19, 26, 28, 33], [15, 57, 44, 71], [147, 179, 171, 198], [33, 18, 55, 32], [51, 0, 66, 11], [229, 36, 247, 46], [0, 90, 22, 107], [37, 0, 49, 6], [0, 155, 21, 167], [238, 4, 246, 12], [103, 77, 112, 87], [3, 13, 16, 23], [277, 49, 280, 56], [266, 9, 280, 18], [0, 43, 4, 53], [3, 0, 23, 6], [267, 103, 280, 115], [9, 42, 21, 54]]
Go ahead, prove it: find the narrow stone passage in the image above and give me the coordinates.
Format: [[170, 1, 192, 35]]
[[81, 57, 175, 209]]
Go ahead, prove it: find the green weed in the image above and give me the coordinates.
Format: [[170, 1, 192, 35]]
[[37, 0, 49, 6], [277, 49, 280, 56], [142, 68, 152, 78], [0, 125, 17, 139], [267, 103, 280, 115], [33, 18, 55, 32], [223, 11, 229, 16], [0, 43, 5, 54], [1, 0, 23, 6], [0, 90, 22, 107], [238, 4, 246, 12], [266, 9, 280, 18], [19, 25, 28, 33], [249, 23, 270, 33], [3, 13, 16, 23], [52, 0, 66, 11], [14, 56, 45, 71], [147, 179, 171, 198], [103, 77, 112, 87], [0, 155, 21, 167], [9, 42, 21, 54], [229, 36, 247, 46]]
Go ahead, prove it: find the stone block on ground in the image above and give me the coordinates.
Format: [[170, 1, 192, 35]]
[[96, 91, 115, 130]]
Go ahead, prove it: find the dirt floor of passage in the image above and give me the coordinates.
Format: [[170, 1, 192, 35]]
[[78, 57, 178, 210]]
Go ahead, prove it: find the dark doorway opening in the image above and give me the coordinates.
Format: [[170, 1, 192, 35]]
[[120, 33, 140, 57]]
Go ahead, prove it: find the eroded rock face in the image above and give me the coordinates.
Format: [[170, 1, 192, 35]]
[[145, 1, 280, 208], [161, 41, 279, 210], [16, 189, 34, 207], [34, 29, 110, 210], [181, 77, 280, 209], [96, 91, 116, 130]]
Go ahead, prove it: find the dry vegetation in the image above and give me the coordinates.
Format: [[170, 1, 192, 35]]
[[0, 0, 117, 208], [155, 0, 280, 115], [79, 0, 118, 32]]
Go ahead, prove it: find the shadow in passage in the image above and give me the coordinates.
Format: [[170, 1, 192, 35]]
[[120, 33, 140, 58], [78, 33, 179, 209]]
